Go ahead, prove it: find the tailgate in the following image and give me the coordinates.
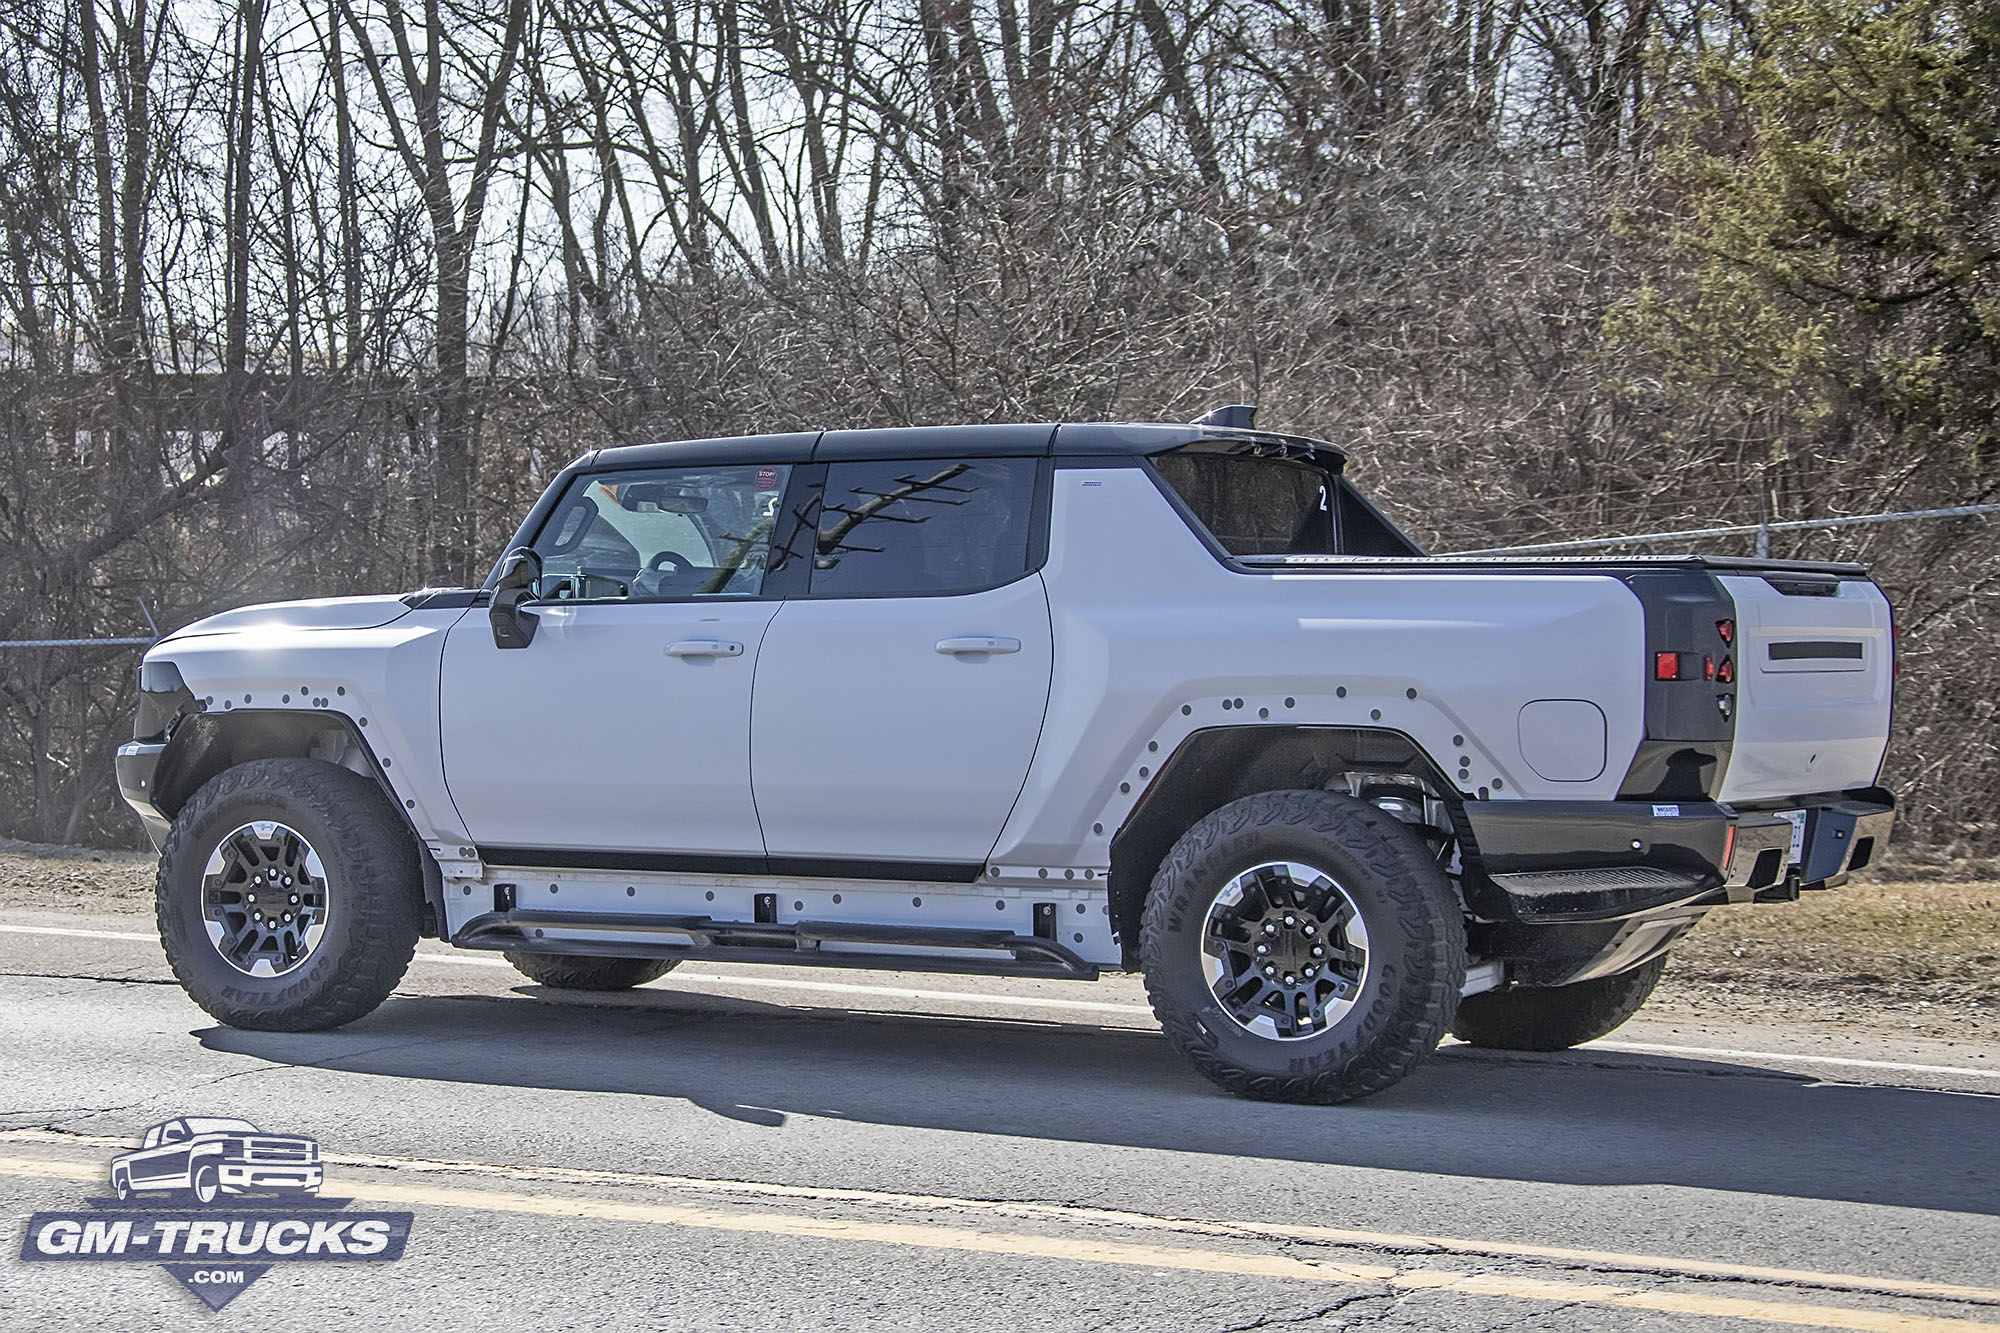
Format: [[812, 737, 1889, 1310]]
[[1716, 573, 1892, 802]]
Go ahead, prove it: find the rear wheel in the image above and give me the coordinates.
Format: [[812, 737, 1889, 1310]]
[[1141, 790, 1466, 1104], [157, 758, 422, 1032], [503, 952, 678, 990], [1449, 955, 1667, 1051]]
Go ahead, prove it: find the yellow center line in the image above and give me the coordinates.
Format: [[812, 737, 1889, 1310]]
[[0, 1153, 1992, 1331]]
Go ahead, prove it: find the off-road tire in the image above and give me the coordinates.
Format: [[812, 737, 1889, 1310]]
[[1141, 790, 1467, 1104], [1449, 955, 1667, 1051], [502, 952, 677, 990], [157, 758, 422, 1031]]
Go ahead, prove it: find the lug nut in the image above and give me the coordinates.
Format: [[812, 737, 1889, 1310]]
[[1303, 965, 1317, 977], [1263, 964, 1277, 977], [1283, 914, 1297, 928], [1302, 923, 1316, 936], [1312, 944, 1326, 958], [1283, 973, 1296, 985], [289, 894, 299, 904], [283, 912, 292, 922], [1255, 943, 1269, 955], [1263, 922, 1278, 936], [283, 876, 293, 886]]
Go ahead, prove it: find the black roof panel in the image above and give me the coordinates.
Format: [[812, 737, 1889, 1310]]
[[583, 420, 1342, 470], [592, 431, 820, 471], [814, 423, 1056, 459]]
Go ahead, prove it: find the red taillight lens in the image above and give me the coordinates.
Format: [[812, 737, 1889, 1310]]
[[1655, 652, 1680, 681], [1717, 656, 1734, 684], [1703, 655, 1716, 681], [1722, 824, 1738, 874], [1716, 619, 1735, 645]]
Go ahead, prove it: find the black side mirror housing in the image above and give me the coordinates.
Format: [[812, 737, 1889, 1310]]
[[489, 548, 542, 649]]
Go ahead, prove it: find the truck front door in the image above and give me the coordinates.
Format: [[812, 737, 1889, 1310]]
[[441, 463, 793, 860]]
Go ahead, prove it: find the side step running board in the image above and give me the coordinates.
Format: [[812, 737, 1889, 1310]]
[[450, 909, 1100, 981]]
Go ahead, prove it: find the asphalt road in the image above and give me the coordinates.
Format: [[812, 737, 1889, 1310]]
[[0, 908, 1995, 1332]]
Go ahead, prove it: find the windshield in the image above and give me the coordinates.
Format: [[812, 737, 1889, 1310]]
[[181, 1117, 259, 1135]]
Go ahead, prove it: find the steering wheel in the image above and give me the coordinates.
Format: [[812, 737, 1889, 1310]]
[[643, 549, 695, 595]]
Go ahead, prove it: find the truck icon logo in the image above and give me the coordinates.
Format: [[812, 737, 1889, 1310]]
[[20, 1115, 410, 1311], [109, 1117, 323, 1205]]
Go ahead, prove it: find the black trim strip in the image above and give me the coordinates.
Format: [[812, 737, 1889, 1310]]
[[451, 910, 1097, 979], [476, 846, 985, 884], [1769, 640, 1865, 660]]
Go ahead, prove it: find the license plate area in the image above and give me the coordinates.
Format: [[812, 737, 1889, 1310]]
[[1776, 809, 1807, 864]]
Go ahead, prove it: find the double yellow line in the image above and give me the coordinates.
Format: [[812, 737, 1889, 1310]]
[[2, 1153, 1992, 1331]]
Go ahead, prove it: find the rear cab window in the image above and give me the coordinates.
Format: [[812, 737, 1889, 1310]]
[[1149, 445, 1420, 559]]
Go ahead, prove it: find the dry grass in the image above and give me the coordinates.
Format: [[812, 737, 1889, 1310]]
[[1658, 877, 2000, 1040], [1676, 879, 2000, 982]]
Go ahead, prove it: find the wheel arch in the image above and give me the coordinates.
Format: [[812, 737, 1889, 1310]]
[[152, 711, 446, 936], [1107, 725, 1463, 965]]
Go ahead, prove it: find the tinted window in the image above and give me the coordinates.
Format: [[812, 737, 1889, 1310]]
[[1151, 452, 1334, 556], [810, 458, 1037, 597], [534, 464, 791, 599]]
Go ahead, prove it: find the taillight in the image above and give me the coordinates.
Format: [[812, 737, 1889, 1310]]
[[1716, 657, 1734, 684], [1653, 652, 1718, 683], [1716, 618, 1735, 645], [1721, 824, 1737, 874]]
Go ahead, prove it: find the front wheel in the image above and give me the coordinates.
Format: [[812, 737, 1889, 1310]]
[[157, 758, 423, 1032], [192, 1164, 221, 1204], [503, 952, 678, 991], [1141, 790, 1466, 1104], [1449, 955, 1667, 1051]]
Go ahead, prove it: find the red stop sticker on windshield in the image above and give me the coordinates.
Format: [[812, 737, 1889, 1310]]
[[755, 466, 780, 491]]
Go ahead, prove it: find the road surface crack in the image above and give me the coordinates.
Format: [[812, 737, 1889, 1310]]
[[1214, 1291, 1396, 1333]]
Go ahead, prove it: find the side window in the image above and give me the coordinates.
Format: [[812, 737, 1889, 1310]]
[[159, 1122, 188, 1144], [1150, 451, 1335, 556], [809, 458, 1038, 598], [533, 464, 791, 600]]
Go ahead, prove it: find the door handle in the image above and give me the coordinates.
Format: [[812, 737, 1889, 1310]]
[[935, 636, 1021, 655], [667, 639, 744, 657]]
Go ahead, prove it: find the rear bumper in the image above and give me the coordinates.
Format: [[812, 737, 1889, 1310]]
[[115, 741, 171, 850], [1461, 789, 1893, 923]]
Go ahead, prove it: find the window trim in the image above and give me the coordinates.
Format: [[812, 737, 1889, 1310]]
[[796, 455, 1053, 601], [521, 462, 798, 604]]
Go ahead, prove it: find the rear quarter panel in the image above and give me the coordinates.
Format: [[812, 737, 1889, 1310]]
[[990, 468, 1648, 872]]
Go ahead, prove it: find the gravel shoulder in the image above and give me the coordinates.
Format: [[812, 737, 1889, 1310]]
[[4, 838, 1994, 1042]]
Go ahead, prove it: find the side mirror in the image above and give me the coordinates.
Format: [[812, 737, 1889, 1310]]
[[489, 548, 542, 649]]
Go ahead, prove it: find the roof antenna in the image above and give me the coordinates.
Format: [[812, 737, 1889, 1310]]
[[1192, 404, 1257, 430]]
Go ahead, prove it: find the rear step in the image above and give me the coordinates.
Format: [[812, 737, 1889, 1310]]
[[451, 910, 1100, 980], [1486, 866, 1712, 922]]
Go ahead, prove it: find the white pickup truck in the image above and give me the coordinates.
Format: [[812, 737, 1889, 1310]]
[[117, 410, 1896, 1102]]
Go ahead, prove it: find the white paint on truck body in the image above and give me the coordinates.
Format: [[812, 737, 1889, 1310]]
[[985, 468, 1649, 873]]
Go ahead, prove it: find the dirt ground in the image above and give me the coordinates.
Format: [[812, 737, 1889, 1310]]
[[3, 838, 1994, 1043]]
